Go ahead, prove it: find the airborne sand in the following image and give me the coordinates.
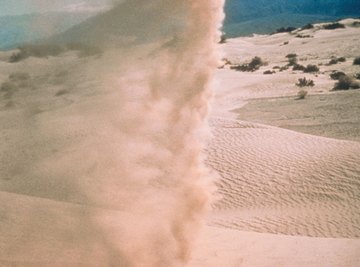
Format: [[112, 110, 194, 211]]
[[1, 3, 360, 267]]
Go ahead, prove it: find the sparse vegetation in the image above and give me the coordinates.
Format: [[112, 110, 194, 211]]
[[9, 72, 30, 82], [283, 41, 289, 45], [354, 73, 360, 80], [297, 90, 308, 100], [295, 34, 312, 38], [9, 44, 65, 62], [296, 77, 314, 87], [55, 89, 69, 96], [353, 57, 360, 65], [303, 64, 319, 73], [330, 71, 346, 80], [231, 56, 266, 72], [219, 34, 227, 44], [300, 23, 314, 30], [323, 22, 345, 30], [286, 53, 297, 59], [333, 75, 360, 90], [263, 70, 275, 75], [292, 64, 305, 71], [1, 81, 17, 92], [66, 43, 102, 58], [272, 27, 296, 34], [327, 57, 346, 65]]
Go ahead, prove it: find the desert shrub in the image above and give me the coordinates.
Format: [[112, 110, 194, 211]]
[[323, 23, 345, 30], [353, 57, 360, 65], [297, 90, 308, 99], [9, 72, 30, 81], [9, 44, 65, 62], [283, 41, 289, 45], [327, 57, 346, 65], [303, 64, 319, 73], [219, 34, 227, 44], [351, 21, 360, 27], [301, 23, 314, 30], [333, 75, 360, 90], [66, 43, 102, 57], [55, 89, 69, 96], [231, 56, 265, 72], [288, 57, 298, 66], [286, 53, 297, 59], [272, 27, 296, 34], [263, 70, 275, 75], [295, 34, 312, 38], [273, 66, 280, 69], [296, 77, 314, 87], [279, 66, 289, 72], [292, 64, 305, 71], [354, 73, 360, 80], [1, 81, 17, 92], [330, 71, 346, 80]]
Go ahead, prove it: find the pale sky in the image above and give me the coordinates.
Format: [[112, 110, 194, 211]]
[[0, 0, 110, 16]]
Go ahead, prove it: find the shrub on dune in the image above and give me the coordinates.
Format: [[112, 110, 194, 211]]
[[330, 71, 346, 80], [296, 77, 314, 87], [323, 22, 345, 30], [353, 57, 360, 65], [231, 56, 265, 72], [303, 64, 319, 73], [333, 75, 360, 90], [297, 90, 308, 100]]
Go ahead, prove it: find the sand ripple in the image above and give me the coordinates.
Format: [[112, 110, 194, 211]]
[[207, 118, 360, 238]]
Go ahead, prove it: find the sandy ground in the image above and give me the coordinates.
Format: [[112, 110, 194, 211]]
[[0, 18, 360, 266]]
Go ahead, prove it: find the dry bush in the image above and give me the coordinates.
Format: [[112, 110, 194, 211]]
[[301, 23, 314, 30], [327, 57, 346, 65], [354, 73, 360, 80], [303, 64, 319, 73], [263, 70, 275, 75], [66, 43, 102, 58], [295, 34, 312, 38], [323, 23, 345, 30], [353, 57, 360, 65], [296, 77, 314, 87], [9, 44, 65, 62], [333, 75, 360, 90], [272, 27, 296, 34], [330, 71, 346, 80], [9, 72, 30, 81], [231, 56, 265, 72], [292, 64, 305, 71], [297, 90, 308, 99]]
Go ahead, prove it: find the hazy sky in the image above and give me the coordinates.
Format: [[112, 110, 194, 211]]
[[0, 0, 110, 16]]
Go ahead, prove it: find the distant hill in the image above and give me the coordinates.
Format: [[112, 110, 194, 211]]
[[0, 12, 92, 50]]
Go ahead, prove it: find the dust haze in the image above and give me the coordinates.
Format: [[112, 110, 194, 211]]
[[0, 0, 224, 266]]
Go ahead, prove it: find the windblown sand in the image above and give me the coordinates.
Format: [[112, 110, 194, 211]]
[[1, 18, 360, 266]]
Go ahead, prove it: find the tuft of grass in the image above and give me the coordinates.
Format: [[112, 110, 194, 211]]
[[296, 77, 314, 87], [297, 90, 308, 100]]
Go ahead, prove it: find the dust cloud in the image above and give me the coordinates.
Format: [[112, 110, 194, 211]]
[[0, 0, 224, 266]]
